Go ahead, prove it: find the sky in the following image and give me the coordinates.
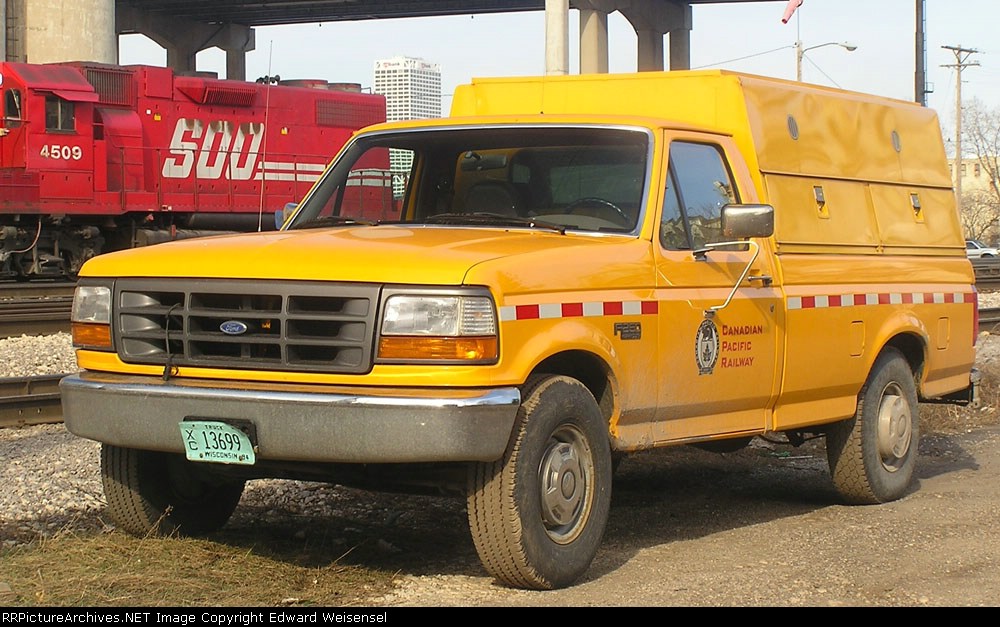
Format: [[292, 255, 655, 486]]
[[118, 0, 1000, 136]]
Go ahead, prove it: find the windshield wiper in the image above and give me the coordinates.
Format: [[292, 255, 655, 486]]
[[293, 215, 378, 230], [423, 213, 566, 234]]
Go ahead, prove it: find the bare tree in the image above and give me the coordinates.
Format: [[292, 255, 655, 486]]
[[961, 189, 998, 242], [960, 99, 1000, 243]]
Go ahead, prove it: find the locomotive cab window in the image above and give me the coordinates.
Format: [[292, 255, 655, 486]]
[[3, 89, 22, 128], [45, 95, 75, 132]]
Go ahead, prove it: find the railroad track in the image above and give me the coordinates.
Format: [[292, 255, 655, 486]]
[[980, 306, 1000, 333], [4, 306, 999, 430], [1, 273, 998, 430], [0, 260, 997, 339], [0, 282, 75, 338], [972, 258, 1000, 291], [0, 374, 65, 428]]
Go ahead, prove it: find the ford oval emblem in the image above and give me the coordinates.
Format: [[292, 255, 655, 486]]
[[220, 320, 249, 336]]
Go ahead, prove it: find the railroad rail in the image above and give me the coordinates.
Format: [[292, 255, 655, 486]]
[[1, 266, 999, 340], [1, 267, 999, 430], [0, 374, 65, 428], [973, 258, 1000, 290], [980, 306, 1000, 333], [0, 282, 75, 338], [3, 305, 999, 430]]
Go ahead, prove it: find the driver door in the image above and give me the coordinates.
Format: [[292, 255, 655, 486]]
[[652, 133, 782, 444]]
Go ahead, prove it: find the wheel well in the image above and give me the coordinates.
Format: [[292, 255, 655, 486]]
[[883, 332, 925, 386], [533, 350, 614, 425]]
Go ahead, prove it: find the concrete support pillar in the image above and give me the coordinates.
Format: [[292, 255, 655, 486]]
[[1, 1, 6, 61], [575, 1, 618, 74], [227, 50, 247, 84], [635, 29, 664, 71], [579, 9, 609, 74], [117, 5, 254, 80], [669, 23, 691, 70], [618, 0, 692, 72], [12, 0, 115, 64], [545, 0, 570, 75]]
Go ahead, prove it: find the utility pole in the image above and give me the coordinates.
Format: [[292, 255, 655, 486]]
[[943, 45, 980, 214], [915, 0, 927, 105]]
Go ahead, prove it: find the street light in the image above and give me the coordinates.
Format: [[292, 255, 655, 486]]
[[796, 41, 858, 81]]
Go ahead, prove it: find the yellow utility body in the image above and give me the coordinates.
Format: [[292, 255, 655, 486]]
[[62, 70, 978, 591]]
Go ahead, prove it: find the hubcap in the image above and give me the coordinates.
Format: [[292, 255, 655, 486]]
[[539, 424, 594, 544], [876, 382, 911, 472]]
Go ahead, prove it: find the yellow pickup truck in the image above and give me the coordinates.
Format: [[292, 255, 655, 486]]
[[62, 70, 979, 590]]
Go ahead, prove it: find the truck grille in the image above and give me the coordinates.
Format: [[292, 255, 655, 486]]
[[113, 279, 379, 374]]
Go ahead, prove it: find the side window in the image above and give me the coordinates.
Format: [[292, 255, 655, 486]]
[[668, 142, 738, 249], [45, 96, 75, 132], [660, 170, 690, 250], [3, 89, 22, 128]]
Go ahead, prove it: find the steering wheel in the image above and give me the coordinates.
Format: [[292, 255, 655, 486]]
[[564, 197, 630, 226]]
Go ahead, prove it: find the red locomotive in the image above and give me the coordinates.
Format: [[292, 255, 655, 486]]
[[0, 61, 388, 279]]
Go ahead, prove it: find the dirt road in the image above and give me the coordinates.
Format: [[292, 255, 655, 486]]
[[366, 424, 1000, 606]]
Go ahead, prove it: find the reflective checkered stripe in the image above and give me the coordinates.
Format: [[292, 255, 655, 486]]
[[787, 291, 976, 310], [499, 300, 659, 322], [497, 291, 975, 322]]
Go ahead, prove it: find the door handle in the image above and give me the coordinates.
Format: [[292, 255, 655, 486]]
[[746, 274, 773, 287]]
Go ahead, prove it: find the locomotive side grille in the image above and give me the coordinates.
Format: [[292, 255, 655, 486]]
[[202, 86, 257, 107], [317, 100, 385, 128], [114, 279, 380, 374], [85, 67, 136, 106]]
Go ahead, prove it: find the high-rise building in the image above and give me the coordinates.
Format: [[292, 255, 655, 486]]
[[373, 56, 442, 195], [373, 56, 442, 121]]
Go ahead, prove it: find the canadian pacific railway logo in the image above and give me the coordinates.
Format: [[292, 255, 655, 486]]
[[695, 318, 720, 375]]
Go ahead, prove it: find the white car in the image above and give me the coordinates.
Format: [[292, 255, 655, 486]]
[[967, 239, 999, 259]]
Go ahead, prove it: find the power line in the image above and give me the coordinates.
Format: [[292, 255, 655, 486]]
[[691, 45, 794, 70]]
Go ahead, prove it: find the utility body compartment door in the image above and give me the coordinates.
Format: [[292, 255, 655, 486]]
[[651, 133, 783, 444]]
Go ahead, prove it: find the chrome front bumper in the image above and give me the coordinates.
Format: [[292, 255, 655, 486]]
[[60, 372, 520, 463]]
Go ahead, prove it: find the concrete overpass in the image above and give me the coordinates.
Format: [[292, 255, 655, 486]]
[[1, 0, 929, 104], [2, 1, 769, 79]]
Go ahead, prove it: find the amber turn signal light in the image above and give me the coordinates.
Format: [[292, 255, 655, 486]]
[[378, 336, 498, 362], [71, 322, 113, 350]]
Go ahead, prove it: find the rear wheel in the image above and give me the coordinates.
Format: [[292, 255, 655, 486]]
[[467, 375, 613, 590], [101, 444, 245, 536], [826, 347, 919, 504]]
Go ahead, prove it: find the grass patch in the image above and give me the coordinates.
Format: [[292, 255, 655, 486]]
[[0, 529, 397, 607]]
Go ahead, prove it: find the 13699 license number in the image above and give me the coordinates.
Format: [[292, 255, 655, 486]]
[[180, 420, 256, 465]]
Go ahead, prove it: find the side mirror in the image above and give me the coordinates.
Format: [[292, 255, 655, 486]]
[[721, 204, 774, 239], [276, 202, 297, 230]]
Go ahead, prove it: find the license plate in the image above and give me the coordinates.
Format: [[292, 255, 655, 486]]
[[180, 420, 256, 465]]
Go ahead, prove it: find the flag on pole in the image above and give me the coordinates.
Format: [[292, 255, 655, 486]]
[[781, 0, 803, 23]]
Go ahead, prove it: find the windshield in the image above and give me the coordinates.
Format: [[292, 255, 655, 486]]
[[284, 126, 651, 234]]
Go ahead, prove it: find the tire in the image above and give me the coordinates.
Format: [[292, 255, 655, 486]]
[[825, 347, 919, 504], [467, 375, 613, 590], [101, 444, 246, 536]]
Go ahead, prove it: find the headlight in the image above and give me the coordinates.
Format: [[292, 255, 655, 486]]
[[71, 283, 113, 350], [378, 292, 498, 363]]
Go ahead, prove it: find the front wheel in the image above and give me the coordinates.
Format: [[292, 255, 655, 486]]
[[467, 375, 613, 590], [101, 444, 246, 536], [826, 347, 919, 504]]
